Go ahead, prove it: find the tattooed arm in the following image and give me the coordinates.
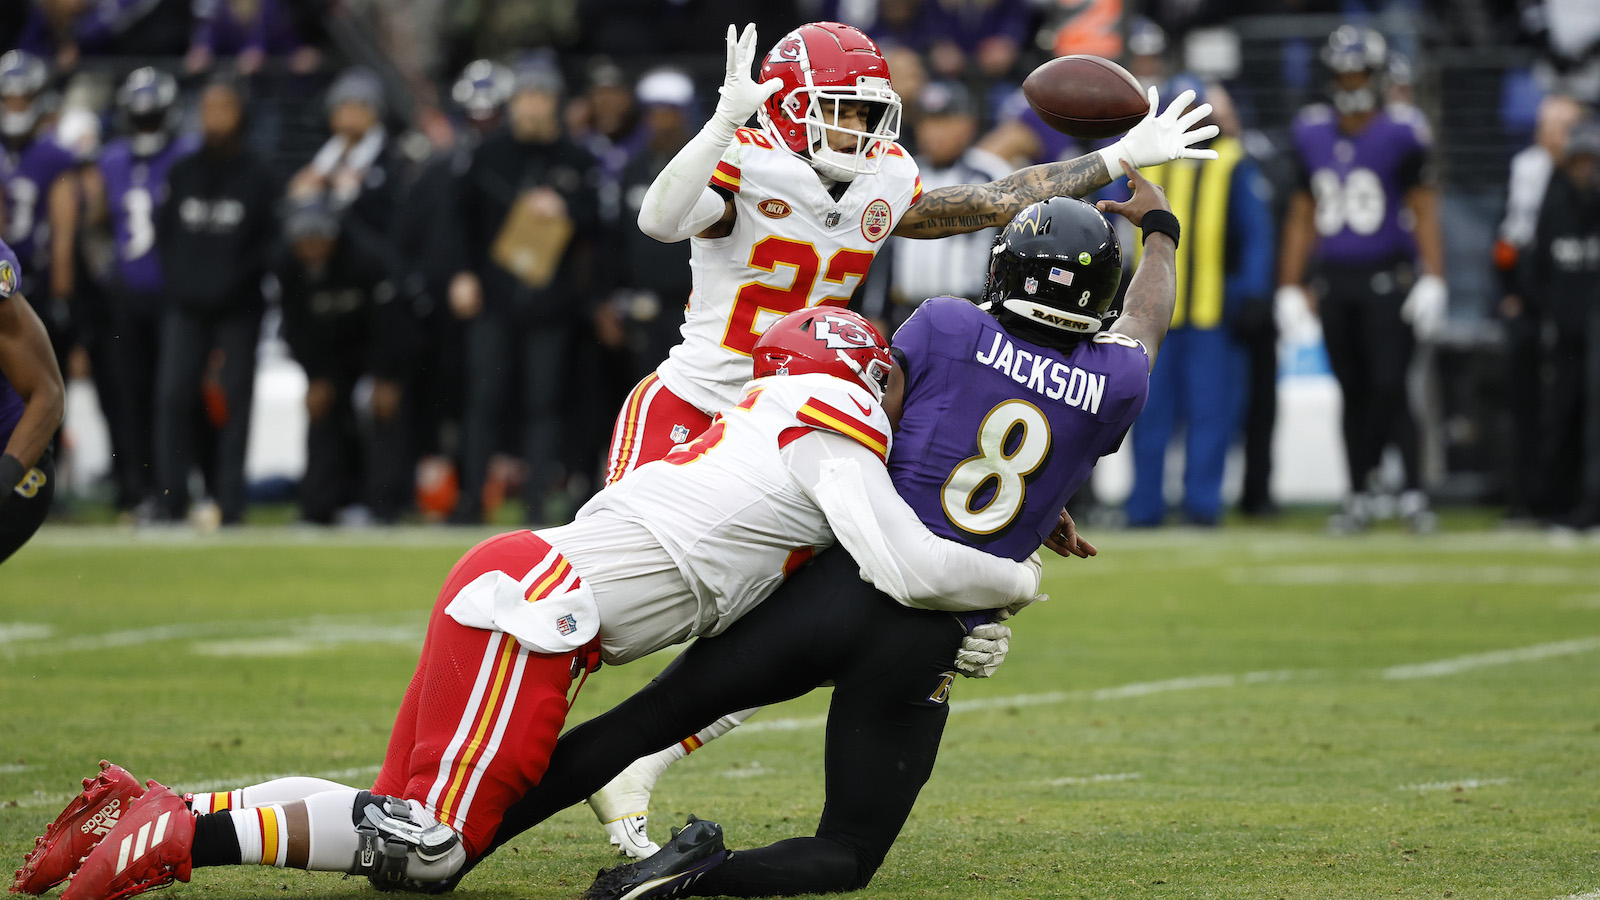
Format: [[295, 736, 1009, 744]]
[[892, 152, 1111, 239], [1101, 161, 1177, 368]]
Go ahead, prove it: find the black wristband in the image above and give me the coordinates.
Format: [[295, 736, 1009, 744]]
[[0, 453, 24, 506], [1141, 210, 1180, 248]]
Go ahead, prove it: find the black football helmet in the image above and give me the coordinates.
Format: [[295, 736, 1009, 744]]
[[1322, 25, 1388, 115], [979, 197, 1122, 351]]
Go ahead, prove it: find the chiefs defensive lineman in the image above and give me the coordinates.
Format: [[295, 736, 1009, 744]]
[[592, 20, 1219, 856]]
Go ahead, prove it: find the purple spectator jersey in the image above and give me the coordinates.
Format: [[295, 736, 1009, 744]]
[[99, 133, 202, 293], [1290, 103, 1432, 265], [1, 135, 77, 276], [888, 297, 1149, 562], [0, 239, 26, 444]]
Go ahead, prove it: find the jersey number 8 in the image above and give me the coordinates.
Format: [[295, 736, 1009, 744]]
[[940, 399, 1051, 535]]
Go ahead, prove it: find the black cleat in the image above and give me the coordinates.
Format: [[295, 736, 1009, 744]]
[[583, 816, 727, 900]]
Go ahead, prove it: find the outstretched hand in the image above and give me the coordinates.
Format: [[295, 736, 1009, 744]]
[[1096, 160, 1171, 228], [1097, 86, 1219, 175], [714, 24, 783, 129]]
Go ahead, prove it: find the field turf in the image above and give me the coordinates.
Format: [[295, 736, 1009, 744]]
[[2, 522, 1598, 899]]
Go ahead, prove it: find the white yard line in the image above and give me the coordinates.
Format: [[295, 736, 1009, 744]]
[[1039, 772, 1141, 787], [8, 765, 382, 810], [1382, 638, 1600, 680], [1, 616, 427, 659], [739, 638, 1600, 735], [1554, 892, 1600, 900], [28, 525, 495, 550], [0, 623, 53, 645], [1398, 778, 1512, 792]]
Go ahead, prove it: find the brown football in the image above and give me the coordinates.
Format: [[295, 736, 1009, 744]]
[[1021, 55, 1149, 140]]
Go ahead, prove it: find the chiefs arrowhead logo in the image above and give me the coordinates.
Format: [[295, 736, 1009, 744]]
[[758, 198, 791, 219]]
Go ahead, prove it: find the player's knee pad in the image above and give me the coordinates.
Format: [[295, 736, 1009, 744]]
[[350, 792, 467, 893]]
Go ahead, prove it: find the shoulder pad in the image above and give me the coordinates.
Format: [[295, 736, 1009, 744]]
[[776, 373, 892, 463], [1386, 103, 1432, 143], [1294, 105, 1335, 129]]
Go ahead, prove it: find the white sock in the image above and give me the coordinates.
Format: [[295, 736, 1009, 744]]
[[189, 778, 358, 813], [225, 789, 368, 871]]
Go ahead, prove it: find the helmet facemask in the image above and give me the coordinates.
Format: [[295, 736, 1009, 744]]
[[772, 77, 901, 183]]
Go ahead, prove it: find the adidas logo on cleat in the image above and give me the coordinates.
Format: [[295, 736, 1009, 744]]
[[79, 799, 125, 837], [111, 811, 173, 876]]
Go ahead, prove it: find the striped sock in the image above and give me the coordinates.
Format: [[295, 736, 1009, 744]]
[[187, 790, 244, 814], [231, 804, 288, 866]]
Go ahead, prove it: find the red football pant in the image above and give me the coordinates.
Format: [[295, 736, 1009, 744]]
[[373, 531, 597, 858], [604, 373, 714, 485]]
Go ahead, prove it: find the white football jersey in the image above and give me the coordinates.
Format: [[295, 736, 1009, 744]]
[[655, 128, 923, 414], [574, 372, 892, 656]]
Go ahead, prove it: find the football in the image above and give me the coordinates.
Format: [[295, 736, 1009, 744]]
[[1021, 55, 1149, 139]]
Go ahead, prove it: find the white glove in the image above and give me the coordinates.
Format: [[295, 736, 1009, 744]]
[[1274, 284, 1321, 345], [1098, 87, 1220, 175], [955, 622, 1012, 678], [712, 24, 782, 134], [1400, 274, 1447, 339]]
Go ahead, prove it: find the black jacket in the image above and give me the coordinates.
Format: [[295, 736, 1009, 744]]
[[157, 144, 280, 316], [455, 128, 600, 325], [276, 231, 390, 379], [1519, 169, 1600, 341]]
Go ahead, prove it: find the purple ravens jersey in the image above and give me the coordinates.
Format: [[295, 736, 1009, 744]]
[[1, 136, 77, 275], [0, 239, 26, 443], [1291, 103, 1431, 265], [99, 133, 201, 293], [888, 297, 1149, 561]]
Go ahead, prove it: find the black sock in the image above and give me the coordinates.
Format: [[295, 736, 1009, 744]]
[[189, 811, 242, 868]]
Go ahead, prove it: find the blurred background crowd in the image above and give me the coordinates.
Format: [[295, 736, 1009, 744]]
[[3, 0, 1598, 529]]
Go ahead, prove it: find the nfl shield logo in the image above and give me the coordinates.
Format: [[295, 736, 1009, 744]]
[[0, 260, 14, 298], [1024, 276, 1038, 295], [557, 614, 578, 636], [670, 424, 690, 444], [825, 210, 842, 228]]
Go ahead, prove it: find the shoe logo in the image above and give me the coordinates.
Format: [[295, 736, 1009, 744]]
[[113, 811, 171, 874], [851, 397, 873, 417], [80, 799, 123, 836]]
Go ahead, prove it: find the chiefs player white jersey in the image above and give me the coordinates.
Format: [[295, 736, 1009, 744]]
[[572, 372, 892, 659], [654, 128, 924, 415]]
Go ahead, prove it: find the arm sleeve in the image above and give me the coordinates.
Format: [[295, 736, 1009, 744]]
[[787, 430, 1039, 611], [635, 120, 739, 243]]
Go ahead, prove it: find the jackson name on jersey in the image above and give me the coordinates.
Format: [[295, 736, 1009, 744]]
[[655, 127, 924, 415]]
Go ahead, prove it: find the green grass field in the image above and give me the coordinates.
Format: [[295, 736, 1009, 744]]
[[3, 522, 1598, 900]]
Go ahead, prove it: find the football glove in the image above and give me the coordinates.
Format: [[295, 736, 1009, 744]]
[[713, 24, 782, 133], [1401, 274, 1447, 339], [1274, 284, 1321, 346], [1097, 87, 1220, 175], [955, 622, 1011, 678]]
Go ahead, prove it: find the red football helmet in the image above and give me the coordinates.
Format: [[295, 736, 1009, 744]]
[[753, 308, 893, 401], [757, 22, 902, 183]]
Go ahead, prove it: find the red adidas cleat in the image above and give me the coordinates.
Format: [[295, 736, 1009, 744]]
[[60, 784, 194, 900], [11, 762, 147, 895]]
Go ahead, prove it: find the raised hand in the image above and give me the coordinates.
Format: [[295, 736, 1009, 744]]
[[1096, 159, 1172, 227], [1098, 86, 1221, 175], [713, 24, 783, 130]]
